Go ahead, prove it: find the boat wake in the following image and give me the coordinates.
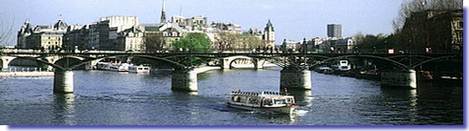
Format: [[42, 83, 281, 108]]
[[295, 109, 309, 116]]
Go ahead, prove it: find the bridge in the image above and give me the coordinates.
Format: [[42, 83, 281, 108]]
[[0, 49, 461, 94]]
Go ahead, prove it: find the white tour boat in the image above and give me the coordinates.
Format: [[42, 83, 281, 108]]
[[128, 65, 151, 73], [227, 90, 297, 115], [96, 62, 130, 72]]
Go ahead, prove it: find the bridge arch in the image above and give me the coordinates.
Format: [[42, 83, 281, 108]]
[[8, 56, 66, 70], [388, 55, 433, 64], [223, 56, 258, 69], [53, 56, 86, 63], [70, 54, 187, 70], [388, 55, 432, 60], [311, 55, 411, 71], [53, 56, 87, 69], [411, 55, 461, 69]]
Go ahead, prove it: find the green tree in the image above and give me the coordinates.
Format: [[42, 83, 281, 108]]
[[173, 33, 212, 52], [171, 33, 213, 67]]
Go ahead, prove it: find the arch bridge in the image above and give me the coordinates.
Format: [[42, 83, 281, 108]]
[[0, 49, 461, 94]]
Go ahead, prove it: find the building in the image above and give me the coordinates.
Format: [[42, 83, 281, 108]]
[[117, 27, 145, 51], [210, 22, 242, 34], [63, 25, 88, 51], [17, 19, 68, 50], [87, 16, 141, 50], [262, 20, 275, 48], [281, 39, 300, 51], [158, 22, 187, 48], [170, 16, 208, 31], [17, 20, 33, 48], [399, 9, 463, 53], [327, 24, 342, 38], [335, 37, 355, 53], [160, 0, 167, 24], [98, 16, 139, 32]]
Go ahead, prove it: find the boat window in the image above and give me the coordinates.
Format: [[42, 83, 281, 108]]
[[286, 98, 294, 104], [263, 99, 272, 106], [274, 99, 287, 104], [232, 96, 241, 102], [248, 97, 259, 104]]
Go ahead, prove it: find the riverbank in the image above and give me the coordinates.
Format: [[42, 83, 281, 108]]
[[0, 71, 54, 77]]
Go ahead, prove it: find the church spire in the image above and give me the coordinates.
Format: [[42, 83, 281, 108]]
[[160, 0, 167, 24], [265, 19, 274, 31]]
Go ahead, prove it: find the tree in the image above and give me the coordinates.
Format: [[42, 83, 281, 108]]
[[239, 33, 262, 49], [215, 32, 238, 51], [393, 0, 462, 32], [353, 33, 400, 53], [144, 32, 165, 52], [169, 33, 212, 67], [0, 14, 14, 47], [172, 33, 212, 52], [214, 32, 262, 51]]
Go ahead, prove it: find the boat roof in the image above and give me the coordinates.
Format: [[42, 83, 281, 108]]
[[230, 90, 293, 98]]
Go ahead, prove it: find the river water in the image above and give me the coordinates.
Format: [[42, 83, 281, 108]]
[[0, 68, 463, 126]]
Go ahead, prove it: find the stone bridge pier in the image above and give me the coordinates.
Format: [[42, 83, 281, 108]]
[[380, 69, 417, 88], [171, 69, 198, 92], [280, 66, 312, 91], [53, 70, 74, 94]]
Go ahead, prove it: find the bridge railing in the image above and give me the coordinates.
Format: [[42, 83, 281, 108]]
[[1, 67, 52, 72], [0, 48, 461, 55]]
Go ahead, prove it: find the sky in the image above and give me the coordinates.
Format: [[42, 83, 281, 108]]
[[0, 0, 406, 46]]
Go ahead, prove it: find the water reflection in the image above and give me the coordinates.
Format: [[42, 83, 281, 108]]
[[284, 90, 313, 107], [254, 113, 297, 124], [172, 91, 198, 96], [379, 87, 421, 124], [53, 94, 76, 125], [415, 81, 463, 124]]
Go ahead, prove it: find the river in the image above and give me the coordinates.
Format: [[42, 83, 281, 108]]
[[0, 68, 463, 126]]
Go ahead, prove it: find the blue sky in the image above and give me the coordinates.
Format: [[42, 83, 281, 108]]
[[0, 0, 405, 46]]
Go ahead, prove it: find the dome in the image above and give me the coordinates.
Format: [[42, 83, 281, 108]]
[[53, 19, 68, 30]]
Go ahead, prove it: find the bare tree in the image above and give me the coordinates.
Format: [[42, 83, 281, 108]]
[[0, 13, 15, 47], [393, 0, 463, 32], [144, 32, 165, 52], [215, 32, 239, 50], [239, 33, 262, 49]]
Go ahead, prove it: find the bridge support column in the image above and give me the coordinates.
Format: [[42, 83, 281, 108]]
[[380, 69, 417, 88], [171, 69, 198, 92], [254, 59, 265, 69], [221, 58, 230, 69], [0, 56, 15, 71], [1, 60, 8, 71], [85, 60, 99, 70], [280, 67, 312, 90], [54, 70, 74, 94]]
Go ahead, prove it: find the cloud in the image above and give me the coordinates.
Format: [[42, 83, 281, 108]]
[[260, 4, 275, 10]]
